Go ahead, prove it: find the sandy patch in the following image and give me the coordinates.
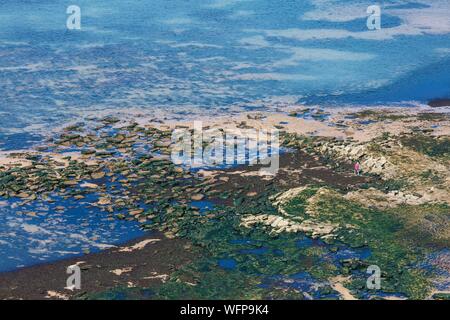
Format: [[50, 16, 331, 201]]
[[45, 290, 69, 300], [110, 267, 133, 276], [118, 239, 161, 252], [330, 276, 357, 300]]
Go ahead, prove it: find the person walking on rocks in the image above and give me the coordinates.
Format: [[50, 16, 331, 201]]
[[354, 161, 361, 176]]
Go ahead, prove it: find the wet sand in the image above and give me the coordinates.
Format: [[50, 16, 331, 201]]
[[0, 232, 196, 300]]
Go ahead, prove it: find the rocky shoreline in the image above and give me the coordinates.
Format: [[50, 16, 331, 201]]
[[0, 106, 449, 300]]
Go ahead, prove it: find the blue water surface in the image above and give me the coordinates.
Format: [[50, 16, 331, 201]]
[[0, 195, 145, 272], [0, 0, 449, 144]]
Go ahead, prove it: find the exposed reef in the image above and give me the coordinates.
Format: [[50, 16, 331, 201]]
[[0, 106, 449, 300]]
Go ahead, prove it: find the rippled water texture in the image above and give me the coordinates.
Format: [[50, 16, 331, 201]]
[[0, 0, 449, 139]]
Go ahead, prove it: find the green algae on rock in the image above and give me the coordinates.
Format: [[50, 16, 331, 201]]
[[1, 109, 448, 300]]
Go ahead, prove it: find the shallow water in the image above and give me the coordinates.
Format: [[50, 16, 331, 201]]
[[0, 195, 145, 272], [0, 0, 449, 141]]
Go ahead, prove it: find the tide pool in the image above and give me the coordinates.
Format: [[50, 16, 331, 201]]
[[0, 195, 145, 272]]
